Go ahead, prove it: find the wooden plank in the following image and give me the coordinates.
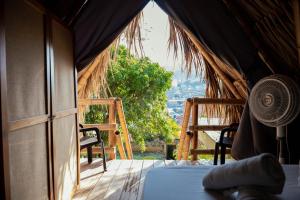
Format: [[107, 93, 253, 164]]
[[81, 123, 117, 131], [80, 147, 115, 155], [116, 99, 133, 159], [189, 125, 229, 131], [191, 103, 198, 161], [119, 160, 144, 200], [86, 160, 122, 200], [115, 131, 126, 160], [103, 160, 133, 200], [8, 114, 49, 131], [177, 99, 192, 160], [78, 98, 116, 106], [108, 102, 117, 160], [136, 160, 154, 200], [73, 159, 111, 200], [182, 132, 192, 160], [164, 160, 177, 167], [54, 108, 77, 119], [192, 98, 245, 105], [190, 149, 231, 155]]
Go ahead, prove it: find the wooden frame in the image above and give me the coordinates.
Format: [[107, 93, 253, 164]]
[[0, 0, 10, 199], [46, 13, 55, 200], [178, 98, 245, 160], [79, 98, 133, 160]]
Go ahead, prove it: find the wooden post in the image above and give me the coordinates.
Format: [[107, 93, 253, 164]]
[[177, 98, 192, 160], [108, 99, 117, 160], [115, 131, 127, 160], [191, 102, 199, 161], [116, 98, 133, 159], [182, 131, 193, 160]]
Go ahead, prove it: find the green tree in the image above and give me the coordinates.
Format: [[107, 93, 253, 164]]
[[85, 46, 180, 151]]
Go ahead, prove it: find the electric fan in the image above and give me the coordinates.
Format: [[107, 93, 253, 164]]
[[249, 74, 300, 164]]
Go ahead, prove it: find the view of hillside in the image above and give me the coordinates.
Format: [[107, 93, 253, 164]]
[[166, 69, 205, 124]]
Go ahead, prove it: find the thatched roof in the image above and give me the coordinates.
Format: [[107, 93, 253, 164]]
[[77, 0, 300, 124]]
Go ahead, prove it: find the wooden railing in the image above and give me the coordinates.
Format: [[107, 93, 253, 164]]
[[177, 98, 245, 161], [79, 98, 133, 160]]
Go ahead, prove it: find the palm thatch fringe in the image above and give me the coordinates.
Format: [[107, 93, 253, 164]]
[[77, 12, 145, 122], [168, 18, 246, 124]]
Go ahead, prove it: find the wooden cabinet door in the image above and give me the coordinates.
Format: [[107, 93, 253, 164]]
[[4, 0, 51, 200], [1, 1, 79, 200], [51, 20, 79, 200]]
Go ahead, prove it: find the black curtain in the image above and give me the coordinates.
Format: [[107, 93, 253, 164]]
[[73, 0, 149, 71]]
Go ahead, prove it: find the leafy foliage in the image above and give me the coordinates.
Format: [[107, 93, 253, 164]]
[[85, 46, 179, 151]]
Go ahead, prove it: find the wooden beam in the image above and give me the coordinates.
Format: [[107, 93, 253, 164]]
[[190, 148, 231, 155], [233, 81, 248, 99], [189, 125, 229, 131], [8, 115, 49, 132], [116, 98, 133, 159], [192, 98, 245, 105], [182, 131, 193, 160], [80, 146, 116, 155], [108, 101, 117, 160], [177, 98, 192, 160], [78, 98, 116, 106], [191, 103, 198, 161], [115, 131, 127, 160], [81, 123, 117, 131]]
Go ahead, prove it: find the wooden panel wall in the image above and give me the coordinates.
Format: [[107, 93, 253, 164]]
[[1, 0, 79, 200]]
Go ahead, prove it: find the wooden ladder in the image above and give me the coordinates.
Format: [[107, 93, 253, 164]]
[[177, 97, 245, 161], [79, 98, 133, 160]]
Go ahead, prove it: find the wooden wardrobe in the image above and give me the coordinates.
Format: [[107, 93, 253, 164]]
[[0, 0, 79, 199]]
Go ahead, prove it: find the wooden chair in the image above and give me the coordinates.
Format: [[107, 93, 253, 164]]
[[79, 124, 107, 171], [213, 123, 239, 165]]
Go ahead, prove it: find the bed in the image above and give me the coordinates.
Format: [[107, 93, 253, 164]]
[[142, 165, 300, 200]]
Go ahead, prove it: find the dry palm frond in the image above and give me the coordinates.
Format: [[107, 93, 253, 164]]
[[77, 12, 145, 121], [168, 17, 245, 123], [122, 12, 144, 57], [168, 18, 204, 76]]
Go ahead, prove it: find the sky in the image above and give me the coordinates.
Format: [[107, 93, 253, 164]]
[[122, 2, 183, 71]]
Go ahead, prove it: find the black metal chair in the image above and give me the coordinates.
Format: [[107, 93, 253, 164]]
[[79, 124, 107, 171], [213, 123, 239, 165]]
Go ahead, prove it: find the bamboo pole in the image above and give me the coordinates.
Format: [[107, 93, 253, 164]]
[[192, 98, 245, 105], [116, 98, 133, 159], [293, 0, 300, 66], [115, 131, 127, 160], [108, 99, 117, 160], [177, 98, 193, 160], [233, 81, 248, 99], [185, 30, 242, 99], [182, 131, 193, 160], [77, 55, 101, 92], [191, 102, 199, 161]]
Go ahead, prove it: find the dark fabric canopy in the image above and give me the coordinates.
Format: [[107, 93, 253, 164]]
[[73, 0, 148, 70], [44, 0, 299, 163]]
